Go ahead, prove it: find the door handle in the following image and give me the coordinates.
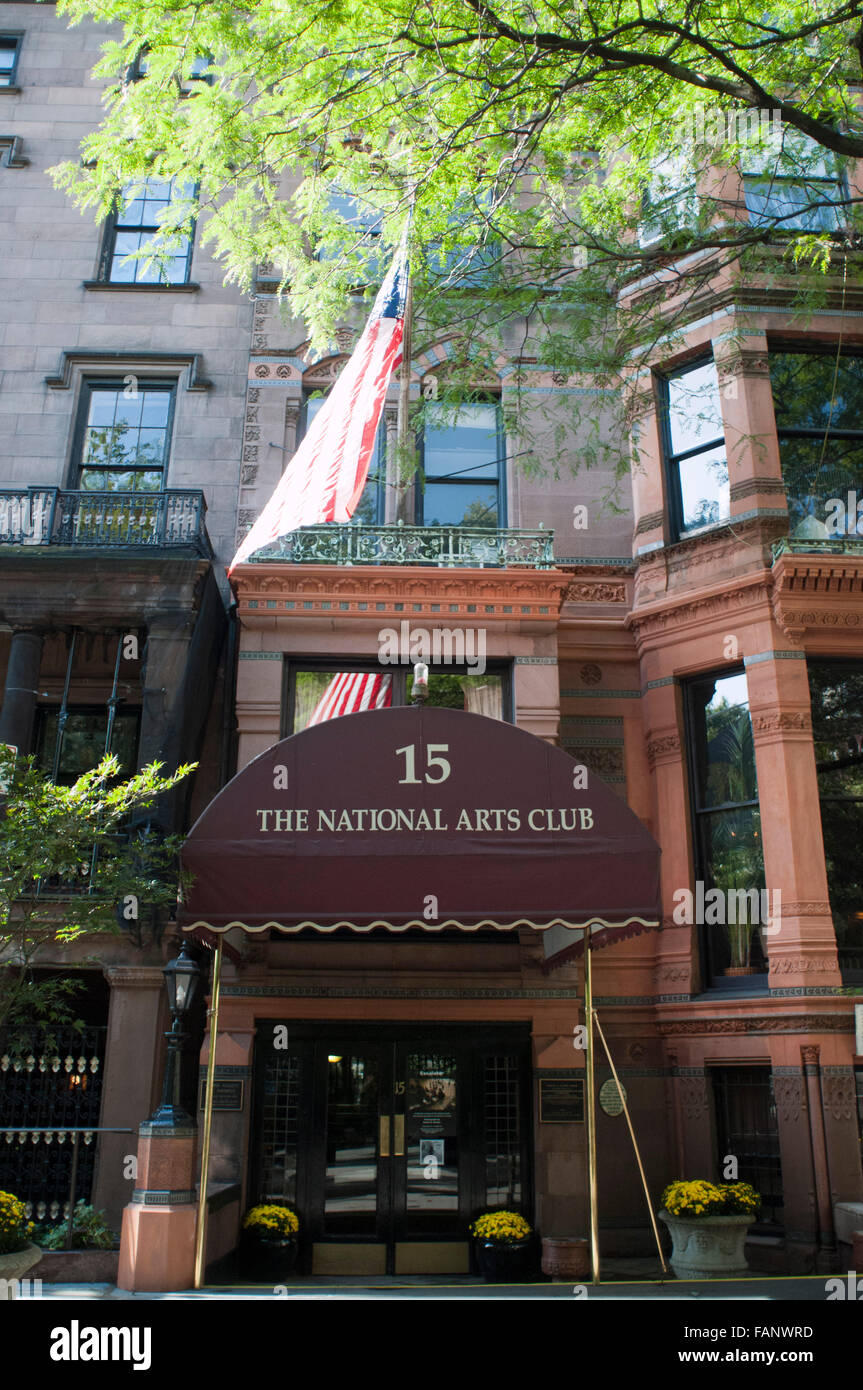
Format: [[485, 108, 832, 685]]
[[394, 1114, 405, 1157], [379, 1115, 391, 1157]]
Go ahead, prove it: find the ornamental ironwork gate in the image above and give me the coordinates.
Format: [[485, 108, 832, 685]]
[[0, 1026, 106, 1224]]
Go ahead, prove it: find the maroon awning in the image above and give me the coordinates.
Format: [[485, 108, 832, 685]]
[[180, 706, 660, 947]]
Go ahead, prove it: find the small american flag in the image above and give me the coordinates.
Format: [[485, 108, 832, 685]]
[[308, 671, 393, 725], [229, 227, 410, 572]]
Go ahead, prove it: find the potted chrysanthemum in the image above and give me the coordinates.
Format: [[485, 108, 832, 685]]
[[239, 1203, 300, 1281], [470, 1209, 534, 1283], [658, 1179, 761, 1279], [0, 1190, 41, 1296]]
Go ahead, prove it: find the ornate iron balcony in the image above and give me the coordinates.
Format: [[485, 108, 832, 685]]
[[248, 521, 555, 568], [0, 488, 213, 557]]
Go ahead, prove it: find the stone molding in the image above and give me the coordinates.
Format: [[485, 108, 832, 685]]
[[45, 351, 211, 392], [103, 967, 166, 990], [635, 510, 665, 536], [659, 1015, 851, 1036], [772, 552, 863, 642], [729, 476, 787, 502], [628, 575, 773, 642], [236, 565, 569, 620]]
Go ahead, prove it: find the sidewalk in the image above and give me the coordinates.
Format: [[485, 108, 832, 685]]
[[32, 1272, 838, 1300]]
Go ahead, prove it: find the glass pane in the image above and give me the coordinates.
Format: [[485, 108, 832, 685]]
[[777, 435, 863, 532], [698, 806, 768, 972], [422, 482, 499, 528], [744, 178, 842, 232], [406, 671, 504, 719], [292, 670, 392, 733], [36, 710, 139, 784], [258, 1053, 301, 1204], [808, 660, 863, 972], [324, 1052, 378, 1231], [771, 352, 863, 433], [406, 1054, 458, 1214], [667, 361, 724, 455], [691, 672, 757, 809], [484, 1055, 521, 1207], [86, 390, 121, 426], [678, 445, 729, 531], [424, 403, 499, 479]]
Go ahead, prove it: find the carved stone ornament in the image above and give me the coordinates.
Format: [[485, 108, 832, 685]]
[[751, 711, 811, 735], [646, 733, 681, 766], [680, 1075, 709, 1120], [770, 955, 837, 974], [800, 1045, 821, 1065], [565, 581, 626, 604], [661, 1016, 848, 1036], [579, 662, 603, 686], [773, 1075, 805, 1124], [247, 387, 260, 403], [822, 1074, 856, 1121]]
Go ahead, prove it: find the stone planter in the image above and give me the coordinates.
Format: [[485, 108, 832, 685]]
[[658, 1211, 754, 1279], [0, 1243, 43, 1298], [541, 1236, 590, 1280]]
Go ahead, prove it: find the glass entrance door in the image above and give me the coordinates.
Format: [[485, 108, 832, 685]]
[[251, 1024, 531, 1276]]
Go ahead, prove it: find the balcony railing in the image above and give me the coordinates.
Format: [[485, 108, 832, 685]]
[[247, 521, 556, 568], [0, 489, 213, 557]]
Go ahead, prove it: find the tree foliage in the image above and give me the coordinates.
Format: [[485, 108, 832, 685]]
[[0, 750, 194, 1042], [52, 0, 863, 478]]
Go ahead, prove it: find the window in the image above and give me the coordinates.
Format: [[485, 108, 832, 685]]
[[661, 359, 729, 537], [428, 194, 499, 287], [315, 190, 383, 283], [742, 127, 846, 233], [35, 707, 140, 786], [100, 178, 195, 285], [638, 152, 698, 249], [287, 663, 509, 735], [301, 391, 385, 524], [807, 660, 863, 978], [712, 1067, 783, 1227], [685, 670, 768, 985], [128, 49, 213, 86], [769, 350, 863, 534], [0, 34, 21, 88], [74, 382, 175, 492], [418, 400, 505, 528]]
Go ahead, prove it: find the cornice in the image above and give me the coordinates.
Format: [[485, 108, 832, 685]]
[[626, 570, 773, 643], [771, 550, 863, 643], [235, 564, 570, 622]]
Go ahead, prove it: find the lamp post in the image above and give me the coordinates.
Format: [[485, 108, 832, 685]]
[[411, 661, 429, 706], [148, 941, 202, 1127]]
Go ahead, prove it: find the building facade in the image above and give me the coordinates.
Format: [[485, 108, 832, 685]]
[[1, 2, 861, 1281]]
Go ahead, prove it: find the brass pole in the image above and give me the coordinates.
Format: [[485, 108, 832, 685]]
[[193, 939, 223, 1289], [593, 1011, 668, 1276], [584, 928, 600, 1284]]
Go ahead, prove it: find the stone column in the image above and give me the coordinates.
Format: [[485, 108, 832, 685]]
[[801, 1044, 836, 1272], [0, 629, 43, 754], [745, 652, 841, 989], [92, 967, 166, 1230]]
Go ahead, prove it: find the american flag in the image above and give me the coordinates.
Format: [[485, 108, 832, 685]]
[[308, 671, 392, 725], [229, 228, 410, 572]]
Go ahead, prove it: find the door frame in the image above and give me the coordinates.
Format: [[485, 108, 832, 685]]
[[249, 1020, 533, 1275]]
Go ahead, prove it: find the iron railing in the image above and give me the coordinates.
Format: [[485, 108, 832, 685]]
[[772, 536, 863, 561], [0, 488, 213, 557], [247, 520, 556, 568]]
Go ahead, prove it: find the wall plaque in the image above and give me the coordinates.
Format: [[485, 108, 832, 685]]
[[198, 1079, 245, 1112], [599, 1078, 626, 1116], [539, 1077, 584, 1123]]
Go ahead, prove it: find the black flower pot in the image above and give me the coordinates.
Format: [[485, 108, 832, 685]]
[[239, 1232, 298, 1282], [475, 1237, 532, 1283]]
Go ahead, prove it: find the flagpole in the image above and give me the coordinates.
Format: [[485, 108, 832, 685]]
[[396, 274, 413, 524], [584, 928, 600, 1284]]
